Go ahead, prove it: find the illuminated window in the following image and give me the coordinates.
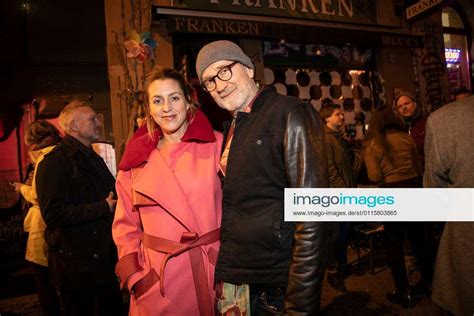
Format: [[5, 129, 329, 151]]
[[442, 7, 471, 98], [442, 7, 463, 28]]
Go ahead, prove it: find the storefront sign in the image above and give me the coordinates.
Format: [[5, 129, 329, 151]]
[[381, 35, 423, 48], [162, 13, 419, 48], [165, 0, 378, 25], [169, 16, 260, 36], [445, 48, 461, 63], [405, 0, 443, 21]]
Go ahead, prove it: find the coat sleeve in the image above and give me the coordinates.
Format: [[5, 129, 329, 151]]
[[326, 141, 346, 188], [423, 117, 448, 188], [20, 184, 36, 204], [113, 170, 148, 290], [36, 153, 111, 228], [283, 103, 329, 315], [363, 141, 384, 183], [20, 153, 45, 205]]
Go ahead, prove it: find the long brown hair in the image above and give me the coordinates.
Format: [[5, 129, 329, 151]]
[[25, 120, 62, 150], [144, 66, 196, 139], [363, 108, 408, 161]]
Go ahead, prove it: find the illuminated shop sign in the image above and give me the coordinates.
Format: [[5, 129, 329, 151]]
[[406, 0, 443, 21], [445, 48, 461, 63]]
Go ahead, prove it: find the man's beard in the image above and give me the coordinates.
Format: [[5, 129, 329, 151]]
[[79, 129, 100, 142]]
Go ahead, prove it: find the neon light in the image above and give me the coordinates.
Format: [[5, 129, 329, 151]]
[[445, 48, 461, 63]]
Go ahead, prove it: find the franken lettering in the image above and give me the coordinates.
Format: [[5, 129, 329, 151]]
[[406, 0, 442, 20], [175, 17, 260, 35], [209, 0, 353, 17]]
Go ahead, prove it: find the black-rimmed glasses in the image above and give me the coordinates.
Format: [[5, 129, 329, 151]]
[[202, 61, 239, 92]]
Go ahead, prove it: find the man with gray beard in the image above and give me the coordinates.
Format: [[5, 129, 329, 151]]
[[36, 101, 122, 315]]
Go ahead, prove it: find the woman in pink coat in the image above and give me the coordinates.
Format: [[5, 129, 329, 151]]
[[113, 67, 222, 316]]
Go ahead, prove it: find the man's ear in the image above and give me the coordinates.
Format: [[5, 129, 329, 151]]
[[69, 119, 78, 132], [246, 67, 255, 79]]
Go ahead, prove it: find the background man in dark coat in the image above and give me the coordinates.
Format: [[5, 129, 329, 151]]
[[319, 103, 356, 293], [196, 40, 329, 315], [36, 101, 122, 315]]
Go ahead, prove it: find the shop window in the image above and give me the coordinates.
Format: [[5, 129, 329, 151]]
[[442, 7, 471, 98]]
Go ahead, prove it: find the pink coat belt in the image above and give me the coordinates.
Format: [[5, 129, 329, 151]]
[[116, 228, 220, 316]]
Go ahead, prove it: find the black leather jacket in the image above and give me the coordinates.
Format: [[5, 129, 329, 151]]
[[215, 86, 329, 315]]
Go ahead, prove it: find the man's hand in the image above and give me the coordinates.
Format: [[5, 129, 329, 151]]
[[106, 192, 117, 213]]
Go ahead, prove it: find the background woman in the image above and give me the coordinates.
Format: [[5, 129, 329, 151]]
[[113, 67, 222, 316], [362, 108, 430, 308], [12, 120, 61, 316]]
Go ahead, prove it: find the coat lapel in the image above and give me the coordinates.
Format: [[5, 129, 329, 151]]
[[131, 149, 201, 234]]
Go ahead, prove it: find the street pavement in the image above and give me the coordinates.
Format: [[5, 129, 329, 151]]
[[0, 247, 444, 315]]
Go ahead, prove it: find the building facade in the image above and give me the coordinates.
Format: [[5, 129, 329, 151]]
[[104, 0, 473, 159]]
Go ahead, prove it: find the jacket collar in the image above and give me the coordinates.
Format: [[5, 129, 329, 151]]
[[247, 85, 276, 114], [222, 86, 276, 139], [119, 109, 215, 171], [224, 86, 275, 130], [324, 125, 340, 136], [29, 145, 56, 164], [61, 135, 88, 156], [59, 135, 105, 180], [131, 150, 202, 233]]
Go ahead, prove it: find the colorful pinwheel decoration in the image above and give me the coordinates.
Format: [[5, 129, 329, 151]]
[[124, 30, 157, 63]]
